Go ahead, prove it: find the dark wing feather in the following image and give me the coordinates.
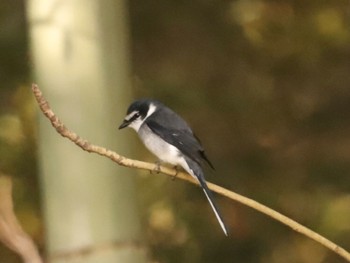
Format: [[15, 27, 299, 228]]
[[199, 150, 215, 170], [146, 107, 214, 168]]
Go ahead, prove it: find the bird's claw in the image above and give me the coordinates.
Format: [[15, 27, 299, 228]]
[[171, 166, 179, 181], [150, 161, 162, 174]]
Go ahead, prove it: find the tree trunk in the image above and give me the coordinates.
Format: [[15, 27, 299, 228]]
[[26, 1, 147, 262]]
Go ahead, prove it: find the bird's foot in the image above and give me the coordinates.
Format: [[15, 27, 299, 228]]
[[171, 166, 179, 181], [151, 160, 162, 174]]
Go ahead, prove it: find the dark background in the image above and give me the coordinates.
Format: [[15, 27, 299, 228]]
[[1, 0, 350, 262]]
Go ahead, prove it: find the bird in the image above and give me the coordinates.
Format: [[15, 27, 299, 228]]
[[119, 99, 228, 236]]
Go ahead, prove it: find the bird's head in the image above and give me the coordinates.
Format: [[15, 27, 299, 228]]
[[119, 99, 158, 131]]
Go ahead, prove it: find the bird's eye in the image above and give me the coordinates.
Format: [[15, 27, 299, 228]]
[[134, 113, 140, 118]]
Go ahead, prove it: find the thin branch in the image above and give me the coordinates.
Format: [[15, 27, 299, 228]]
[[0, 175, 43, 263], [32, 83, 350, 262]]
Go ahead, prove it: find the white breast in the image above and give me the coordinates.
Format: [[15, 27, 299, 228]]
[[138, 124, 191, 174]]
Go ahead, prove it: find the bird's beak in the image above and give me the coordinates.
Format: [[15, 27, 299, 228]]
[[118, 119, 130, 129]]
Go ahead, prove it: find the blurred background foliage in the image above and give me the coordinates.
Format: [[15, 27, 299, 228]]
[[1, 0, 350, 262]]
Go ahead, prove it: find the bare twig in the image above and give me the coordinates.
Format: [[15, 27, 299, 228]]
[[31, 83, 350, 262], [0, 175, 43, 263]]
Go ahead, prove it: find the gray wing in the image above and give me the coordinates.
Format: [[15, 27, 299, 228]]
[[146, 107, 214, 168]]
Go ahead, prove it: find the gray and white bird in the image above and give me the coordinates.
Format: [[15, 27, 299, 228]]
[[119, 99, 228, 236]]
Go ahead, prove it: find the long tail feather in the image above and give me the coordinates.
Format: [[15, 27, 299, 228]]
[[196, 175, 228, 236], [183, 157, 228, 236]]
